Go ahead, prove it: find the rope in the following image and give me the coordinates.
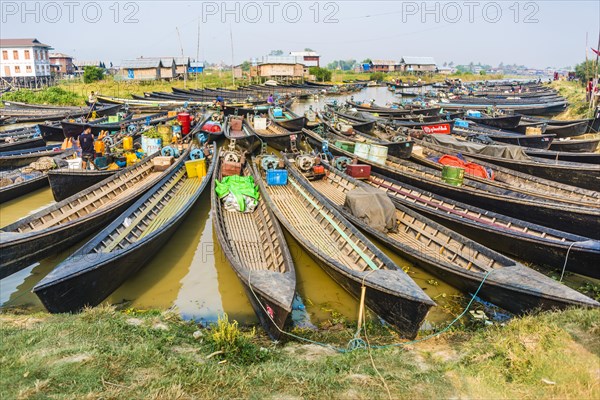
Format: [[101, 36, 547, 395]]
[[559, 242, 577, 282], [245, 268, 496, 353]]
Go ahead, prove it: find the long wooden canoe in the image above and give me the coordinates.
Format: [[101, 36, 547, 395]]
[[302, 128, 600, 238], [32, 143, 216, 313], [211, 151, 295, 339], [245, 114, 301, 152], [0, 146, 191, 279], [289, 158, 599, 310], [252, 155, 435, 339]]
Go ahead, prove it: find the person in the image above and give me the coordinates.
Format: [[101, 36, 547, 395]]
[[267, 94, 274, 104], [586, 78, 594, 102], [88, 91, 96, 104], [215, 95, 225, 109], [79, 125, 95, 169]]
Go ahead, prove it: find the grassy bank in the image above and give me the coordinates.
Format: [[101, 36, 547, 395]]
[[1, 71, 517, 107], [1, 306, 598, 399], [551, 80, 594, 119]]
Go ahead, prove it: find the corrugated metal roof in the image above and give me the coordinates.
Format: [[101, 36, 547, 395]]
[[174, 57, 190, 66], [371, 60, 399, 66], [73, 60, 102, 67], [260, 56, 303, 65], [121, 59, 162, 68], [401, 56, 436, 65], [0, 38, 52, 48]]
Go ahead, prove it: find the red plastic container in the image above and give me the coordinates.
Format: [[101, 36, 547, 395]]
[[346, 164, 371, 179], [177, 112, 191, 135]]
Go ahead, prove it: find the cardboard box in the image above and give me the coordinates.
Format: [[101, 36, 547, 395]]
[[153, 156, 174, 171], [221, 161, 242, 177]]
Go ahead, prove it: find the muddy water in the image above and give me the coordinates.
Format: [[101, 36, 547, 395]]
[[0, 87, 462, 329]]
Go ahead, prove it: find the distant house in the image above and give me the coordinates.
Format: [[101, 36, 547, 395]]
[[119, 59, 162, 80], [73, 60, 103, 75], [370, 60, 401, 73], [289, 51, 320, 67], [0, 38, 52, 78], [49, 53, 74, 75], [188, 62, 204, 74], [174, 57, 191, 76], [400, 57, 437, 73]]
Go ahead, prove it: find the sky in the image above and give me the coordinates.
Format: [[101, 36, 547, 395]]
[[1, 0, 598, 68]]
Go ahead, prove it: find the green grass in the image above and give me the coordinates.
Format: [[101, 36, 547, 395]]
[[1, 306, 598, 399], [551, 80, 594, 119]]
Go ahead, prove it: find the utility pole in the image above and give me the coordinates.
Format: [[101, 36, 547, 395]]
[[230, 24, 235, 88], [176, 27, 187, 89]]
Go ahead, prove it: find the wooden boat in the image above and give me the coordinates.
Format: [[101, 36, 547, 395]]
[[319, 108, 375, 133], [423, 138, 600, 191], [223, 116, 258, 153], [544, 121, 590, 138], [0, 134, 46, 153], [0, 145, 64, 169], [452, 124, 555, 149], [321, 121, 414, 159], [268, 107, 306, 131], [211, 150, 295, 339], [321, 161, 599, 278], [0, 150, 75, 203], [32, 143, 216, 313], [37, 122, 65, 142], [302, 128, 600, 238], [437, 100, 568, 115], [464, 114, 522, 129], [0, 147, 191, 279], [524, 148, 600, 164], [549, 137, 600, 153], [346, 100, 441, 117], [513, 121, 548, 134], [62, 112, 169, 138], [413, 138, 600, 207], [245, 114, 301, 152], [294, 158, 599, 308], [252, 155, 435, 339]]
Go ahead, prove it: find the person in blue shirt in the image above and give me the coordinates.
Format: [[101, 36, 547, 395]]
[[215, 95, 225, 109]]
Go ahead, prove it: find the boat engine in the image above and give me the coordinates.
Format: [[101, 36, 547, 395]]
[[189, 148, 205, 160], [333, 156, 352, 171], [296, 155, 315, 172], [161, 146, 180, 158], [260, 155, 280, 171], [222, 151, 241, 163]]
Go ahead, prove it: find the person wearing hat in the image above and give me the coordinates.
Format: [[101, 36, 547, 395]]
[[79, 125, 95, 169]]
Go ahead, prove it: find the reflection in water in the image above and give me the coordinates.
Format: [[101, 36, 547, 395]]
[[1, 88, 465, 329]]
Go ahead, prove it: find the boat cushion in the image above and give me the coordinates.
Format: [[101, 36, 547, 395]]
[[344, 186, 397, 233]]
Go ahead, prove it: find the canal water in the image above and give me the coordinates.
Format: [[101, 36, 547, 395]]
[[1, 87, 464, 329]]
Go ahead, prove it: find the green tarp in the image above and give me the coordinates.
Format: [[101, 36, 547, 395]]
[[215, 175, 260, 212]]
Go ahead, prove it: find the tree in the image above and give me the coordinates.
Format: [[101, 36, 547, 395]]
[[269, 50, 284, 56], [240, 61, 251, 72], [448, 61, 454, 67], [574, 60, 599, 82], [304, 48, 314, 52], [361, 58, 372, 64], [309, 66, 332, 82], [479, 70, 487, 76], [443, 62, 448, 67], [83, 66, 104, 83], [369, 72, 385, 82]]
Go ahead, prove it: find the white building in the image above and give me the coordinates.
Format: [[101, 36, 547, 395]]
[[289, 51, 320, 68], [0, 38, 52, 78]]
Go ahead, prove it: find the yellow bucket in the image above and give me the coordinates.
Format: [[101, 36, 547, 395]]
[[185, 159, 205, 178], [123, 136, 133, 150]]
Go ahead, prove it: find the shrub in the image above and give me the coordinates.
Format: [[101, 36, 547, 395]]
[[309, 67, 332, 82], [83, 66, 105, 84]]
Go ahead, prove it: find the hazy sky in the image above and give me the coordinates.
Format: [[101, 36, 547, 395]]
[[1, 1, 598, 68]]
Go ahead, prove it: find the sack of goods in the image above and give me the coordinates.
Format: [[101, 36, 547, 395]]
[[215, 175, 260, 213]]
